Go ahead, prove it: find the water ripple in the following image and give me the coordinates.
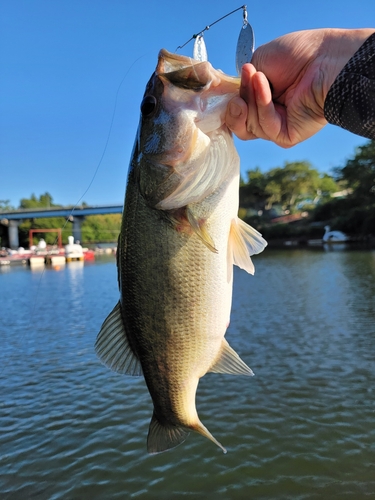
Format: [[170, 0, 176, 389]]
[[1, 252, 374, 499]]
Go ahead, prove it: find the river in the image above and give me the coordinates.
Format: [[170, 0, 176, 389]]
[[1, 248, 374, 499]]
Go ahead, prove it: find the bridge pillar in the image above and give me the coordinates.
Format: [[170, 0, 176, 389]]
[[8, 220, 20, 249], [72, 216, 85, 243]]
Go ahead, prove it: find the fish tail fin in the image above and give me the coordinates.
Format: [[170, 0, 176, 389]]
[[147, 411, 189, 454], [193, 421, 227, 454]]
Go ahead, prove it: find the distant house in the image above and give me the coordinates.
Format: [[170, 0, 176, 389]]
[[331, 188, 353, 198]]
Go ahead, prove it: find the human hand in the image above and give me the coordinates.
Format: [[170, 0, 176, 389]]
[[226, 28, 374, 147]]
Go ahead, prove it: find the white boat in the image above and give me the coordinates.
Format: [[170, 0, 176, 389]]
[[65, 236, 84, 261], [322, 225, 349, 244]]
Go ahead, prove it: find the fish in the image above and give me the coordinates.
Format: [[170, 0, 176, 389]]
[[95, 49, 267, 454]]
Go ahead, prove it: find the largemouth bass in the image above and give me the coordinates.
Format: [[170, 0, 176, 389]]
[[95, 49, 267, 454]]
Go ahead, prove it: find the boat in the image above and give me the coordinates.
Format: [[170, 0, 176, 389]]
[[65, 236, 84, 262], [1, 234, 96, 267], [322, 225, 349, 244]]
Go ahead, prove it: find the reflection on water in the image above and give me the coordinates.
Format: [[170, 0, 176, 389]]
[[323, 242, 349, 252], [66, 261, 85, 315], [0, 251, 374, 499]]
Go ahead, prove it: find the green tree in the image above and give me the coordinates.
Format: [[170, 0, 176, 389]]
[[266, 161, 321, 209], [240, 162, 339, 213], [0, 199, 14, 211], [313, 140, 375, 237], [336, 140, 375, 202], [19, 217, 67, 246], [19, 192, 59, 209], [264, 180, 282, 209], [81, 214, 121, 243], [318, 173, 339, 199], [240, 167, 269, 210]]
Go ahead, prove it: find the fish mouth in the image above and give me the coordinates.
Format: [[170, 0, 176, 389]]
[[156, 49, 212, 90], [156, 49, 240, 92], [156, 49, 201, 75]]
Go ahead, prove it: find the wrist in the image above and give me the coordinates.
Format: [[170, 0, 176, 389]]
[[317, 28, 375, 107]]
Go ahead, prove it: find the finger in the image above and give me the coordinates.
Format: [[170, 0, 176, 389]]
[[239, 64, 258, 136], [239, 63, 256, 103], [254, 72, 281, 133], [225, 96, 257, 140], [252, 72, 285, 143], [238, 66, 274, 141], [240, 64, 265, 137]]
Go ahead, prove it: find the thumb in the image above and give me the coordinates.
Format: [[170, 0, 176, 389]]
[[225, 97, 253, 140]]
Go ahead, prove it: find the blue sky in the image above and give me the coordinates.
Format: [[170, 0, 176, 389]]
[[1, 0, 373, 208]]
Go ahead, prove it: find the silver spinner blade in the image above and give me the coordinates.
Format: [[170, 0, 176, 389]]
[[236, 15, 255, 74], [193, 34, 208, 62]]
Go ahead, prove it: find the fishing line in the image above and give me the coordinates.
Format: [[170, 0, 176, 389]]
[[66, 54, 147, 215], [43, 54, 146, 250], [0, 55, 145, 377], [176, 4, 247, 51]]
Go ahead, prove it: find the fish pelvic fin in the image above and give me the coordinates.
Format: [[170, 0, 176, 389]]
[[147, 412, 190, 454], [186, 207, 217, 253], [228, 217, 267, 275], [95, 301, 142, 376], [208, 338, 254, 376]]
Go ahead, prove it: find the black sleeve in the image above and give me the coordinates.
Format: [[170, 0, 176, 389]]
[[324, 32, 375, 140]]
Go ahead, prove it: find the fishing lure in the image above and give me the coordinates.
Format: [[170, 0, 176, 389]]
[[177, 5, 255, 74], [235, 6, 255, 73]]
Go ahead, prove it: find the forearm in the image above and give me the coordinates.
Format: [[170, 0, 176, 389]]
[[323, 30, 375, 139]]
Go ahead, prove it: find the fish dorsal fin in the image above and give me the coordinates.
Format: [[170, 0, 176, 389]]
[[186, 207, 217, 253], [209, 338, 254, 376], [228, 217, 267, 275], [147, 411, 190, 454], [95, 301, 142, 376]]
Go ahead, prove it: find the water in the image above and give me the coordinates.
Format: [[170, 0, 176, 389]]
[[1, 249, 374, 499]]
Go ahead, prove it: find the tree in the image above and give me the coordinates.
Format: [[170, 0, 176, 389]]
[[318, 174, 340, 199], [240, 167, 269, 210], [313, 140, 375, 237], [19, 192, 59, 209], [19, 217, 68, 246], [0, 200, 14, 211], [264, 180, 282, 209], [81, 214, 121, 243], [240, 162, 339, 213], [336, 140, 375, 202], [266, 161, 321, 209]]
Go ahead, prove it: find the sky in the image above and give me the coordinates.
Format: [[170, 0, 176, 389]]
[[0, 0, 373, 208]]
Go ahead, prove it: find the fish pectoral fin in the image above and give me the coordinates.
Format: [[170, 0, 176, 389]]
[[209, 339, 254, 376], [186, 207, 218, 253], [228, 217, 267, 275], [95, 301, 142, 376], [147, 411, 189, 454]]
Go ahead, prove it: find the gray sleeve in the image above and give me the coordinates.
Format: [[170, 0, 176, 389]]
[[324, 32, 375, 140]]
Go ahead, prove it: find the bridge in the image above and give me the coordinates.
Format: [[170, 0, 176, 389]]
[[0, 204, 123, 249]]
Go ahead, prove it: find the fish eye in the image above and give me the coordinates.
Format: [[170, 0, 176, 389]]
[[140, 95, 157, 117]]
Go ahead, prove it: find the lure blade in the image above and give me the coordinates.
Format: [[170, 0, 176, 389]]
[[236, 23, 255, 75], [193, 35, 208, 62]]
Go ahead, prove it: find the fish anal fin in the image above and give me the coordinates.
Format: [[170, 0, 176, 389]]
[[147, 412, 189, 454], [229, 217, 267, 275], [95, 301, 142, 376], [209, 338, 254, 376]]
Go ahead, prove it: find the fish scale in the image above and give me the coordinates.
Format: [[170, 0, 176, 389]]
[[95, 49, 267, 454]]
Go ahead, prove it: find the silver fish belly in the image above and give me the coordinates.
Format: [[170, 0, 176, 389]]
[[95, 49, 267, 454]]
